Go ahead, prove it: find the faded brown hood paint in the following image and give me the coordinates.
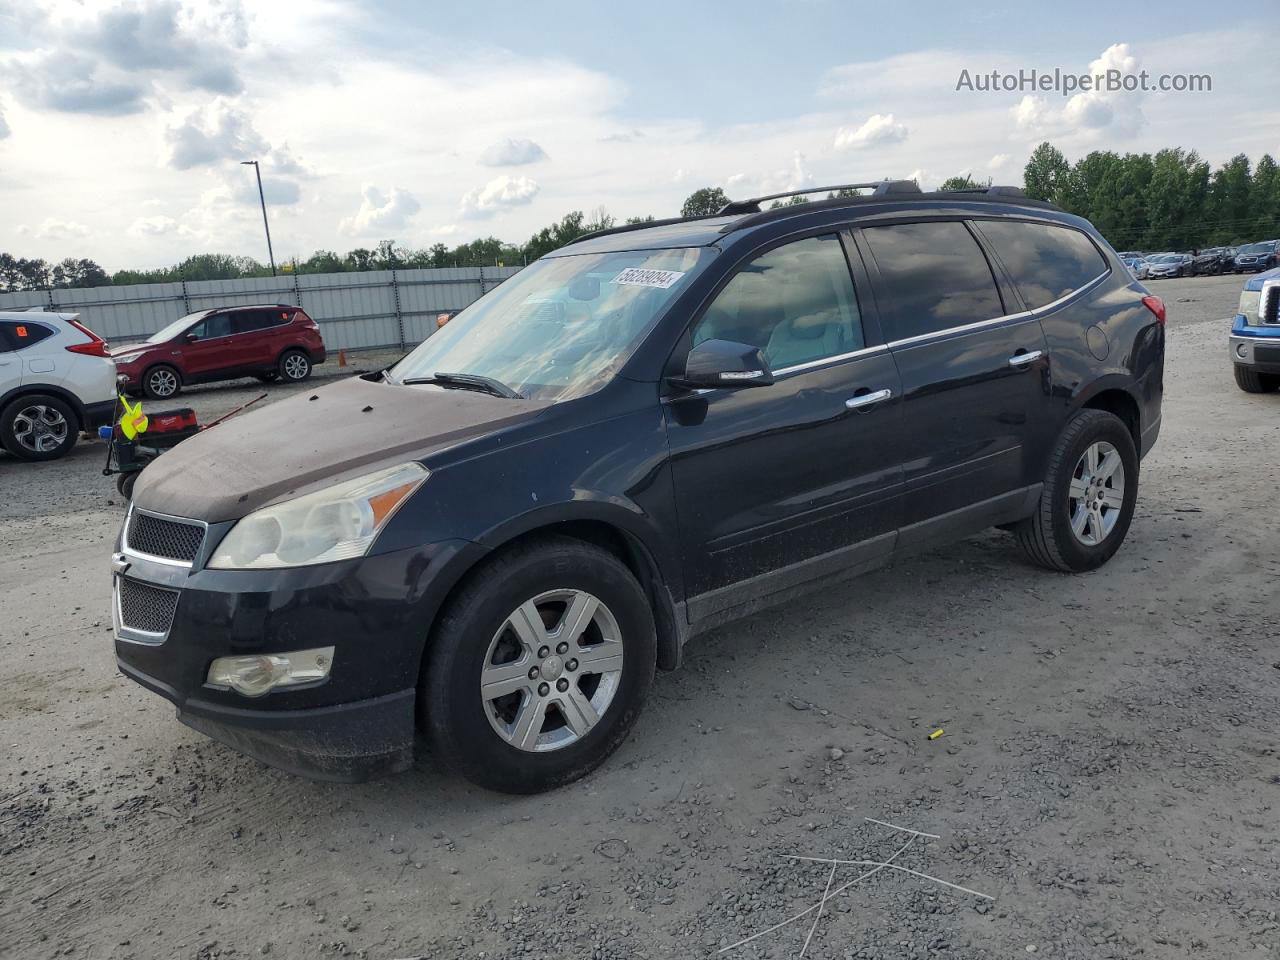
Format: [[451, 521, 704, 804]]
[[132, 376, 550, 522]]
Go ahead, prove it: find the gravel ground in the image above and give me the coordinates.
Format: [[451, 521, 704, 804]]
[[1, 274, 1277, 960]]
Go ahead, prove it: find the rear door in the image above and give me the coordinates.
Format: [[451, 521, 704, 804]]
[[859, 218, 1053, 550], [230, 309, 281, 368], [663, 232, 905, 622], [181, 311, 238, 378]]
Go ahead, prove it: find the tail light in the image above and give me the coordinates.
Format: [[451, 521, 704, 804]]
[[64, 317, 111, 356], [1141, 295, 1166, 326]]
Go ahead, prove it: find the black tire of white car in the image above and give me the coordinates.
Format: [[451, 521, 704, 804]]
[[278, 350, 312, 382], [422, 537, 657, 794], [1015, 409, 1139, 573], [1233, 365, 1280, 394], [0, 394, 79, 462]]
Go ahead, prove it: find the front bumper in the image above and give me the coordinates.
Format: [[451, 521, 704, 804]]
[[1229, 315, 1280, 373], [112, 528, 486, 781]]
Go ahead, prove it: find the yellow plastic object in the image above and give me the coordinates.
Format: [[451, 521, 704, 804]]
[[928, 729, 945, 740], [119, 395, 149, 440]]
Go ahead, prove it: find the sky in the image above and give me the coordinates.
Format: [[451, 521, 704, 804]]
[[1, 0, 1278, 271]]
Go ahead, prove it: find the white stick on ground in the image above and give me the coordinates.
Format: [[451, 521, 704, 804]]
[[781, 856, 995, 901], [799, 859, 838, 959], [717, 836, 917, 954], [863, 817, 941, 840]]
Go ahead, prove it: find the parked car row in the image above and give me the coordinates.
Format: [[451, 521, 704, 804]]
[[1119, 241, 1279, 280], [0, 303, 327, 461]]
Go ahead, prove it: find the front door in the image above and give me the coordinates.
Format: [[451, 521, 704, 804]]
[[858, 219, 1053, 548], [663, 233, 905, 622], [181, 311, 238, 379]]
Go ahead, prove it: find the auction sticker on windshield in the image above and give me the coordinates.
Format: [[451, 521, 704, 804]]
[[612, 268, 686, 289]]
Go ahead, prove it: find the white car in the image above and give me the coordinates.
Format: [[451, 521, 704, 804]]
[[0, 310, 117, 461]]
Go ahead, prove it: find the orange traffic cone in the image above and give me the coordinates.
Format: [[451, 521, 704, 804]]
[[338, 350, 347, 367]]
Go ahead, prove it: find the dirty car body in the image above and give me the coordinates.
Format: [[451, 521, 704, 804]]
[[112, 185, 1166, 789]]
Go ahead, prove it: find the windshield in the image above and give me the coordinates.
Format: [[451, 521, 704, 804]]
[[147, 310, 210, 343], [390, 247, 707, 401], [1240, 242, 1272, 254]]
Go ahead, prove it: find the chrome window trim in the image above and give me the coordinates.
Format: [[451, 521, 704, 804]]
[[884, 269, 1109, 350], [121, 502, 209, 569], [772, 343, 887, 376]]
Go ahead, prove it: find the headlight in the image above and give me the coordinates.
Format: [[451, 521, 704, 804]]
[[1239, 289, 1261, 320], [208, 462, 428, 569]]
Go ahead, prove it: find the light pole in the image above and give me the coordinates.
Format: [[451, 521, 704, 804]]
[[240, 160, 276, 276]]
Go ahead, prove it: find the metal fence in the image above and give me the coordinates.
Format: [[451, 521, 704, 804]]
[[0, 265, 523, 352]]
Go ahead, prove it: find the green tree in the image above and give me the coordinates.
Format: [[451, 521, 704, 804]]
[[1250, 154, 1280, 241], [681, 187, 730, 217], [1023, 142, 1071, 205], [938, 175, 991, 192], [1208, 154, 1253, 244]]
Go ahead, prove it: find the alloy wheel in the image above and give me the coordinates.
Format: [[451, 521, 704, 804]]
[[148, 369, 178, 397], [1068, 440, 1125, 546], [480, 589, 624, 753], [11, 404, 69, 454], [283, 354, 309, 380]]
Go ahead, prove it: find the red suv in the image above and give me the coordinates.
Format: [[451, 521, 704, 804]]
[[111, 304, 326, 399]]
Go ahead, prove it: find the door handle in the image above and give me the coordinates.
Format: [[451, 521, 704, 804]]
[[845, 388, 893, 410], [1008, 349, 1044, 368]]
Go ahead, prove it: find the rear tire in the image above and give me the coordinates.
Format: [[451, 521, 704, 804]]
[[142, 365, 181, 400], [1234, 365, 1280, 393], [1015, 409, 1138, 573], [0, 394, 78, 461], [423, 537, 656, 794], [278, 349, 312, 383]]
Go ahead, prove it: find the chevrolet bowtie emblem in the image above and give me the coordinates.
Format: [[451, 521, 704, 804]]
[[111, 553, 131, 576]]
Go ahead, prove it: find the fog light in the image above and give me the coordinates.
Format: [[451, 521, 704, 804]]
[[207, 646, 334, 697], [1236, 343, 1249, 359]]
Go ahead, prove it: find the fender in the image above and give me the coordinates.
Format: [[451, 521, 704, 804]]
[[0, 382, 89, 426]]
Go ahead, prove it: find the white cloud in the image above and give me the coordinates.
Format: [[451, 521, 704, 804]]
[[128, 215, 190, 238], [164, 101, 268, 170], [988, 153, 1009, 170], [460, 175, 540, 218], [0, 103, 8, 139], [23, 217, 91, 240], [1012, 43, 1147, 141], [479, 137, 547, 166], [339, 185, 422, 236], [834, 113, 908, 150]]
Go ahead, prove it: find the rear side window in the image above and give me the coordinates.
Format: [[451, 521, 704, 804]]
[[975, 220, 1109, 310], [234, 309, 293, 334], [862, 221, 1005, 341], [0, 320, 56, 351]]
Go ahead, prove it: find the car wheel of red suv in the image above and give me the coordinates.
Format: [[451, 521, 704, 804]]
[[278, 349, 313, 383], [143, 365, 182, 400]]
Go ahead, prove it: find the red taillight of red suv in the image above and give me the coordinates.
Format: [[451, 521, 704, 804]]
[[64, 316, 111, 356], [1141, 295, 1167, 326]]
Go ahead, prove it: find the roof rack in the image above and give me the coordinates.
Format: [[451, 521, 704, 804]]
[[717, 180, 920, 216], [938, 185, 1027, 198], [563, 212, 727, 247]]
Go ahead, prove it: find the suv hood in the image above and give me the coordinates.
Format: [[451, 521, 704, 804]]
[[132, 376, 552, 522], [109, 342, 155, 357]]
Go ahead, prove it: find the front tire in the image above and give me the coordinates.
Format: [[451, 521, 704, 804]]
[[0, 394, 78, 461], [142, 365, 181, 400], [423, 537, 657, 794], [1234, 365, 1280, 393], [1015, 409, 1138, 573]]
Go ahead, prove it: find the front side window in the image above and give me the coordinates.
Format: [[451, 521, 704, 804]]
[[191, 313, 232, 339], [691, 234, 864, 371], [862, 220, 1004, 341], [391, 247, 707, 401], [975, 220, 1108, 310], [148, 310, 212, 344]]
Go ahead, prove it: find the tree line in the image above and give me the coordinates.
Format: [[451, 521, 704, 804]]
[[4, 148, 1278, 293], [1023, 142, 1280, 252]]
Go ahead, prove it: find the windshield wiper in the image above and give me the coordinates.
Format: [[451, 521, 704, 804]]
[[400, 372, 523, 399]]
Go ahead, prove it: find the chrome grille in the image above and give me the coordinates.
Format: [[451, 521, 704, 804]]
[[1262, 285, 1279, 325], [126, 510, 204, 563], [117, 578, 179, 636]]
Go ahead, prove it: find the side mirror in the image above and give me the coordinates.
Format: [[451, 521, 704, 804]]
[[670, 338, 774, 390]]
